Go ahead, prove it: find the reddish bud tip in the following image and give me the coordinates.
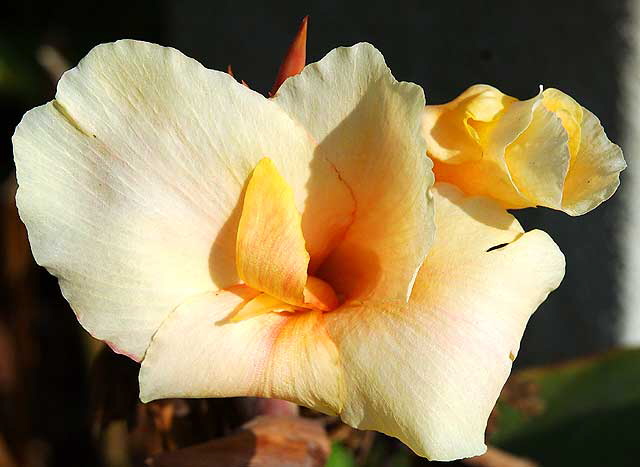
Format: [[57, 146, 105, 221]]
[[269, 15, 308, 96]]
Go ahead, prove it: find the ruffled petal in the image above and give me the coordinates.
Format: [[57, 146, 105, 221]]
[[541, 88, 583, 160], [429, 90, 570, 209], [274, 43, 434, 302], [13, 40, 352, 360], [421, 84, 516, 163], [139, 285, 344, 416], [426, 87, 532, 209], [505, 98, 570, 208], [425, 85, 625, 214], [561, 108, 626, 215], [323, 184, 565, 460]]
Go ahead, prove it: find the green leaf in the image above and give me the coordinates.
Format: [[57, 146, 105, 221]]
[[326, 442, 356, 467], [490, 348, 640, 467]]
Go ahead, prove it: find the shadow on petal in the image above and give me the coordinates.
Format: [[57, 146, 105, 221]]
[[208, 181, 249, 289], [435, 183, 518, 230]]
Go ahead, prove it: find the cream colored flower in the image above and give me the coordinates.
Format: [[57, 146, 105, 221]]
[[422, 85, 626, 215], [13, 41, 565, 461]]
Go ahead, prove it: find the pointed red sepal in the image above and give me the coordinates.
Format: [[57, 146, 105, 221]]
[[269, 15, 308, 97]]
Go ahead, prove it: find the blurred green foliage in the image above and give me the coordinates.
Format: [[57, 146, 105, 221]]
[[327, 442, 356, 467], [0, 36, 47, 103], [491, 348, 640, 466], [329, 349, 640, 466]]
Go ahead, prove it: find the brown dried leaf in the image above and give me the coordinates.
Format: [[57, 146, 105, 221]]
[[147, 415, 330, 467], [463, 446, 539, 467]]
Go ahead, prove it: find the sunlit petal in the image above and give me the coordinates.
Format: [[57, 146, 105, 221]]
[[542, 88, 583, 161], [505, 99, 570, 208], [324, 184, 565, 460], [422, 84, 516, 163], [13, 40, 352, 360], [561, 107, 627, 215], [139, 286, 343, 416]]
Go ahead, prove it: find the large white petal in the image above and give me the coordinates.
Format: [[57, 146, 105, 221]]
[[13, 40, 352, 360], [139, 285, 343, 416], [324, 184, 565, 460], [274, 43, 434, 302]]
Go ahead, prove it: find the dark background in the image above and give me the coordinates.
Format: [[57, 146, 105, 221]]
[[0, 0, 632, 465]]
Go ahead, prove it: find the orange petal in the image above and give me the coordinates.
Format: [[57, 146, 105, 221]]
[[231, 292, 297, 322], [269, 16, 308, 96], [303, 276, 339, 311], [232, 276, 339, 321], [236, 158, 310, 306]]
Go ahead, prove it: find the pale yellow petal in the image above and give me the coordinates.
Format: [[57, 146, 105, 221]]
[[427, 85, 625, 215], [505, 100, 570, 208], [274, 43, 434, 302], [236, 158, 309, 306], [139, 286, 343, 416], [323, 183, 565, 460], [542, 88, 583, 161], [561, 107, 627, 215], [13, 40, 352, 360], [430, 92, 542, 210], [430, 91, 571, 210], [422, 84, 516, 163]]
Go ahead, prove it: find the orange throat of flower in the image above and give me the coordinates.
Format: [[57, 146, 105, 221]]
[[230, 157, 348, 322]]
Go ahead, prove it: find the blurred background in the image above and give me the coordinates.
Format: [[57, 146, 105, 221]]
[[1, 1, 638, 466]]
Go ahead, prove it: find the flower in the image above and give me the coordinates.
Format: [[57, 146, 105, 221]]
[[422, 84, 626, 215], [12, 40, 567, 461]]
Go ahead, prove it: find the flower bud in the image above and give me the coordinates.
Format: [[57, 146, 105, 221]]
[[422, 85, 626, 215]]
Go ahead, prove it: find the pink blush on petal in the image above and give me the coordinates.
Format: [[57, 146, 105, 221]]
[[104, 339, 142, 363]]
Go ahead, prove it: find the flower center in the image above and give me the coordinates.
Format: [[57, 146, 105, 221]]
[[230, 157, 346, 322]]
